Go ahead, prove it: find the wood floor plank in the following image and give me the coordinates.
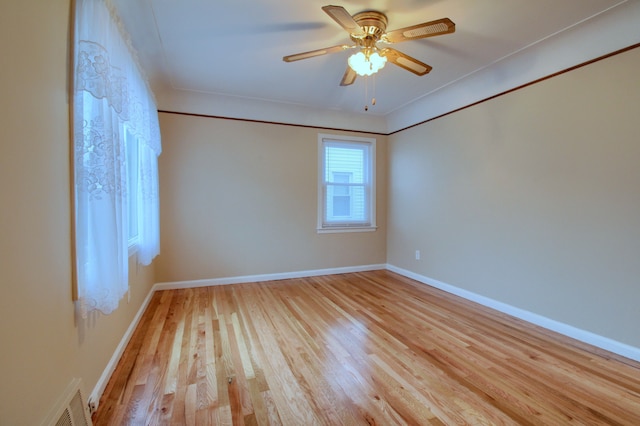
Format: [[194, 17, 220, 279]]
[[94, 270, 640, 425]]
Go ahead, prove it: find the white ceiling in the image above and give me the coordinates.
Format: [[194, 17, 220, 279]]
[[113, 0, 638, 132]]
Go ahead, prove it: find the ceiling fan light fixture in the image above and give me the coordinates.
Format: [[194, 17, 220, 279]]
[[348, 50, 387, 76], [283, 5, 455, 86]]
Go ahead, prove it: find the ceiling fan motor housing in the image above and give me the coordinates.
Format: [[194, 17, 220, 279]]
[[350, 11, 388, 48]]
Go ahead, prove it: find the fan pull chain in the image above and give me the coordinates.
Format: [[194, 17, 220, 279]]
[[364, 76, 369, 111], [364, 75, 378, 112], [372, 74, 377, 106]]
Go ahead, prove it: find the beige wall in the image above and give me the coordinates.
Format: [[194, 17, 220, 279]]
[[156, 113, 387, 282], [0, 2, 156, 424], [387, 47, 640, 348]]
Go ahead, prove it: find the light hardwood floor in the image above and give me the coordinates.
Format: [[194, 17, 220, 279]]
[[94, 270, 640, 425]]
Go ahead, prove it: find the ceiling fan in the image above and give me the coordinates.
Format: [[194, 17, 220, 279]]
[[283, 5, 455, 86]]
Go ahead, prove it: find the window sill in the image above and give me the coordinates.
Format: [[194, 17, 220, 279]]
[[317, 226, 378, 234]]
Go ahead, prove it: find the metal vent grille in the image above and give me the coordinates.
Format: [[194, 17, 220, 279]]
[[69, 389, 89, 426], [45, 379, 93, 426], [55, 408, 73, 426]]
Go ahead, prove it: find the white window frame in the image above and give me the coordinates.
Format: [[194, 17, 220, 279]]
[[317, 133, 377, 233]]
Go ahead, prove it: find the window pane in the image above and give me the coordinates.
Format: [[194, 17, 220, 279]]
[[318, 135, 375, 231], [325, 145, 365, 184], [333, 195, 350, 216], [333, 172, 351, 196]]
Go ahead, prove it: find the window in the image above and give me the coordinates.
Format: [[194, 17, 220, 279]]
[[318, 134, 376, 232], [72, 0, 162, 317], [125, 129, 139, 251]]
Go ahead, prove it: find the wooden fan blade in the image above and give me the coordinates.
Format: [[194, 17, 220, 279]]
[[322, 5, 365, 36], [283, 45, 349, 62], [383, 18, 455, 43], [381, 48, 432, 76], [340, 66, 357, 86]]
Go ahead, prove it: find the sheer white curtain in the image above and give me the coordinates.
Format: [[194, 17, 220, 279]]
[[137, 133, 161, 266], [73, 0, 161, 316]]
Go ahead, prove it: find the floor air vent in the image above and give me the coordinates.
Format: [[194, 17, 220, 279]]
[[45, 378, 93, 426]]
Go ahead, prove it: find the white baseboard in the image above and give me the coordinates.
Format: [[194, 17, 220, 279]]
[[386, 264, 640, 363], [154, 264, 388, 291], [89, 287, 156, 410]]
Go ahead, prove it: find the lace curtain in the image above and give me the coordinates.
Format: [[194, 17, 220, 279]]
[[73, 0, 161, 316]]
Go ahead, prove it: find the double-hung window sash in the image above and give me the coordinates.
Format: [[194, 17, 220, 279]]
[[318, 134, 376, 232]]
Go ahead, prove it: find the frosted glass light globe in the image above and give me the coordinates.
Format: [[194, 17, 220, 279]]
[[348, 51, 387, 76]]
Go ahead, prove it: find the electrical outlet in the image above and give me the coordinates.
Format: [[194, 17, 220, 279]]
[[415, 250, 421, 260]]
